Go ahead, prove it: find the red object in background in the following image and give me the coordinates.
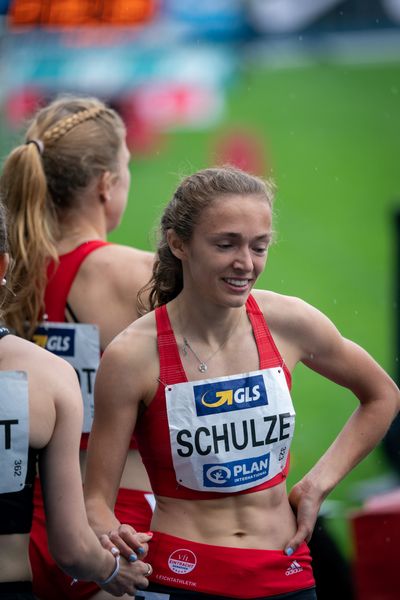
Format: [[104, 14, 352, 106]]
[[351, 489, 400, 600], [212, 128, 268, 175], [111, 95, 162, 157], [4, 87, 46, 128], [8, 0, 157, 26], [132, 83, 223, 131]]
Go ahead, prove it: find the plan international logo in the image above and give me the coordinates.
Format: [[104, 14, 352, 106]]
[[203, 453, 270, 488], [33, 326, 75, 357], [193, 374, 267, 416]]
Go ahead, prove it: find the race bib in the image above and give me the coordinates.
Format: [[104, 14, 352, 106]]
[[166, 367, 295, 493], [33, 322, 100, 432], [0, 371, 29, 493]]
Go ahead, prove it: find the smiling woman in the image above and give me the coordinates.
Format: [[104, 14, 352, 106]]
[[84, 165, 399, 600]]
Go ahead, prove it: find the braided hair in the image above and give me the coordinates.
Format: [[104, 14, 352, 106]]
[[0, 95, 125, 337]]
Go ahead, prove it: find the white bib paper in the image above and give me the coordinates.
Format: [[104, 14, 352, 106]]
[[33, 322, 100, 432], [166, 367, 295, 493], [0, 371, 29, 494]]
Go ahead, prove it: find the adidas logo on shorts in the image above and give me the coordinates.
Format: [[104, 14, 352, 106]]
[[285, 560, 303, 576]]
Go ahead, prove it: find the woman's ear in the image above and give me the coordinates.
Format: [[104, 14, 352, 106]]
[[97, 171, 114, 204], [0, 253, 10, 282], [167, 229, 187, 260]]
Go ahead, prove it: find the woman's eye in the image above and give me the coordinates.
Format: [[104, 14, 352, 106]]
[[217, 243, 232, 249]]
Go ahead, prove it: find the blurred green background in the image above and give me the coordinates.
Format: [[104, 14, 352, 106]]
[[111, 60, 400, 554]]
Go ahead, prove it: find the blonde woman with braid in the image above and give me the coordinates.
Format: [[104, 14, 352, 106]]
[[0, 199, 152, 600], [0, 95, 154, 600]]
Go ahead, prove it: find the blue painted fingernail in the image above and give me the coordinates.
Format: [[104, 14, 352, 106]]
[[129, 553, 138, 562], [137, 546, 145, 555], [285, 547, 294, 556]]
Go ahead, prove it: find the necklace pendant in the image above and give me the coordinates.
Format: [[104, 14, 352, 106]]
[[198, 362, 207, 373]]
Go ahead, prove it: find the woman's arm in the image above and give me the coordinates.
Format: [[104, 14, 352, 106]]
[[39, 353, 151, 593], [84, 324, 155, 555], [277, 298, 400, 554]]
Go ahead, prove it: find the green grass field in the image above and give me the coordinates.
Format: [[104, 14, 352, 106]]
[[111, 59, 400, 555]]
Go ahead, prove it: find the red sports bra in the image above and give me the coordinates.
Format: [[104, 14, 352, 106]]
[[45, 240, 109, 321], [135, 294, 292, 499], [44, 241, 139, 450]]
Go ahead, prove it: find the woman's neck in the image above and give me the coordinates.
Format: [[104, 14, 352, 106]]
[[169, 294, 246, 346], [56, 214, 107, 254]]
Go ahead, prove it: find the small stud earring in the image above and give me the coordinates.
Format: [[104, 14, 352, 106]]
[[1, 278, 6, 286]]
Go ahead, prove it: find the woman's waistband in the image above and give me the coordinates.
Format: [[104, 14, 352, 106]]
[[147, 532, 315, 599]]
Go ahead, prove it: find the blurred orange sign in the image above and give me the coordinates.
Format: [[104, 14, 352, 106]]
[[9, 0, 156, 26]]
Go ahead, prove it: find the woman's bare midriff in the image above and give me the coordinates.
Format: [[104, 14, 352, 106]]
[[152, 481, 297, 550], [0, 534, 31, 582]]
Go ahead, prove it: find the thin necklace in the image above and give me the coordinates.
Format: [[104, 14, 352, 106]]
[[181, 311, 243, 373]]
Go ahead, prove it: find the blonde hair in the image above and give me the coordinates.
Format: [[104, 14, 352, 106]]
[[0, 95, 125, 337], [138, 165, 275, 313]]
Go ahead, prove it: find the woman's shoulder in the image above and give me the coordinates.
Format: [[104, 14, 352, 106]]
[[5, 333, 71, 360], [77, 243, 154, 294], [103, 309, 157, 359], [251, 288, 308, 316], [66, 243, 155, 343], [0, 334, 77, 381], [0, 335, 81, 444], [251, 289, 327, 336], [98, 310, 159, 390], [1, 333, 59, 361], [251, 289, 341, 357], [81, 243, 154, 272]]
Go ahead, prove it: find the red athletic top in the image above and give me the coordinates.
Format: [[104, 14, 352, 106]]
[[45, 240, 109, 322], [135, 294, 292, 500], [44, 241, 139, 450]]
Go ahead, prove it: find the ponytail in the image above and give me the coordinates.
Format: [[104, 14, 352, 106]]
[[0, 142, 58, 337]]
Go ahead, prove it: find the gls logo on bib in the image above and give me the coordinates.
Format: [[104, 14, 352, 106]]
[[33, 327, 75, 357], [194, 374, 267, 417]]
